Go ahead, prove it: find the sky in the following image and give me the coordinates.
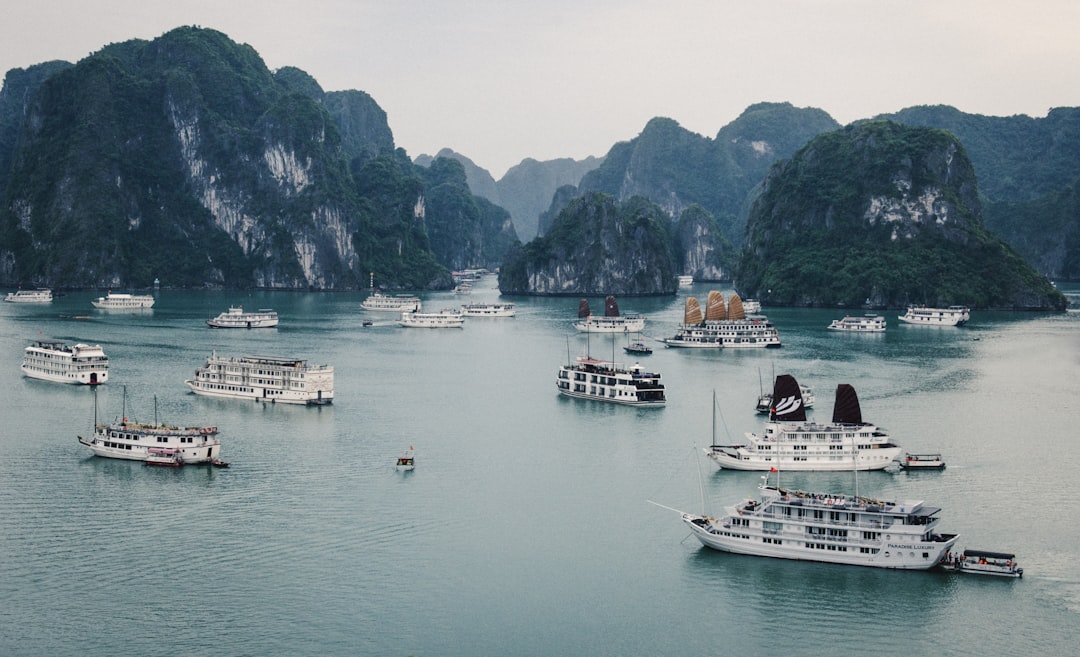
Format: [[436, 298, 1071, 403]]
[[3, 1, 1079, 178]]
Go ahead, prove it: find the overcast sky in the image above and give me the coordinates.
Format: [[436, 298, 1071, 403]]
[[3, 1, 1078, 177]]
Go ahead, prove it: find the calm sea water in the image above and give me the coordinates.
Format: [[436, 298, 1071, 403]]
[[1, 282, 1078, 657]]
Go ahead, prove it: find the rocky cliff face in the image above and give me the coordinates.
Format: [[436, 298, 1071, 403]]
[[736, 121, 1064, 309]]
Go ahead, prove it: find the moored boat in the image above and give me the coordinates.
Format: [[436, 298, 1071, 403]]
[[828, 314, 886, 332], [207, 305, 279, 328], [898, 305, 970, 326], [145, 447, 183, 467], [677, 275, 694, 288], [899, 453, 946, 470], [185, 350, 334, 405], [674, 472, 959, 569], [4, 288, 52, 303], [396, 446, 416, 471], [361, 291, 422, 313], [91, 292, 155, 309], [78, 393, 223, 464], [460, 302, 516, 317], [623, 340, 653, 356], [941, 549, 1022, 577], [574, 296, 645, 333], [398, 308, 465, 328], [556, 356, 666, 406], [706, 375, 902, 471], [21, 340, 109, 385], [663, 292, 781, 348]]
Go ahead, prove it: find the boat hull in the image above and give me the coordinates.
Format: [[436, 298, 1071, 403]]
[[185, 380, 333, 405], [704, 445, 902, 471], [78, 437, 221, 464], [557, 387, 665, 407], [21, 366, 108, 385]]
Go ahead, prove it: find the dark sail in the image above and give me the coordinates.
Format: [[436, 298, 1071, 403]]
[[832, 384, 863, 424], [770, 374, 807, 421], [604, 295, 620, 317], [578, 299, 591, 318]]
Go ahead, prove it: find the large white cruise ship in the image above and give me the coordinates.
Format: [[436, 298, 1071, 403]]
[[556, 356, 666, 406], [206, 306, 279, 328], [91, 292, 155, 309], [573, 296, 645, 333], [898, 305, 970, 326], [21, 340, 109, 385], [662, 292, 781, 348], [4, 289, 52, 303], [678, 474, 959, 569], [706, 375, 902, 471], [361, 291, 421, 313], [185, 351, 334, 405], [398, 308, 465, 328]]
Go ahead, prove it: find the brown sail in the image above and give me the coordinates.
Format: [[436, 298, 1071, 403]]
[[578, 299, 591, 318], [704, 290, 727, 321], [727, 293, 745, 320], [604, 295, 620, 317], [684, 297, 703, 325]]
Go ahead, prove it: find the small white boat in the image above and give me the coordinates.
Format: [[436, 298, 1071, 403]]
[[398, 309, 465, 328], [828, 314, 886, 332], [941, 549, 1022, 577], [207, 306, 279, 328], [460, 302, 516, 317], [899, 453, 946, 470], [4, 289, 52, 303], [396, 447, 416, 471], [21, 340, 109, 385], [898, 305, 970, 326], [677, 275, 694, 288], [574, 296, 645, 333], [361, 291, 422, 313], [742, 298, 762, 314], [91, 292, 155, 309]]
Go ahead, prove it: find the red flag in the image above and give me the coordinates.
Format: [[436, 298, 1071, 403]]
[[769, 467, 778, 472], [410, 445, 414, 450]]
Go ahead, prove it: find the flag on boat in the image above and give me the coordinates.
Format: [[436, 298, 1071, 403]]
[[769, 467, 778, 472]]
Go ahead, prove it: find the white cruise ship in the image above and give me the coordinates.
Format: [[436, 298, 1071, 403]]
[[21, 340, 108, 385], [91, 292, 155, 309], [556, 356, 666, 406], [573, 296, 645, 333], [678, 474, 959, 569], [398, 309, 465, 328], [4, 289, 53, 303], [361, 291, 421, 313], [828, 314, 886, 332], [207, 306, 279, 328], [662, 292, 781, 348], [898, 305, 970, 326], [706, 375, 902, 471], [185, 351, 334, 405], [460, 302, 516, 317]]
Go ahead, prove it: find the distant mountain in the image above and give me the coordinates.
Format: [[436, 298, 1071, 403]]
[[416, 148, 601, 241], [735, 121, 1065, 310]]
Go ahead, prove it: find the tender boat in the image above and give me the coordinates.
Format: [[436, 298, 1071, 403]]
[[207, 305, 279, 328], [899, 453, 946, 470], [898, 305, 970, 326], [78, 394, 224, 464], [361, 291, 422, 313], [21, 340, 109, 385], [623, 340, 653, 356], [706, 375, 902, 471], [4, 289, 52, 303], [828, 314, 886, 332], [398, 309, 465, 328], [460, 302, 516, 317], [556, 356, 666, 406], [574, 297, 645, 333], [145, 447, 183, 467], [755, 383, 815, 414], [396, 447, 416, 471], [676, 472, 959, 569], [185, 350, 334, 405], [662, 292, 781, 348], [941, 549, 1022, 577], [91, 292, 155, 309]]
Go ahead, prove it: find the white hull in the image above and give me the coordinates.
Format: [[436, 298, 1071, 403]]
[[185, 380, 332, 405], [898, 306, 969, 326], [574, 315, 645, 333], [92, 293, 155, 309], [207, 307, 279, 328], [461, 303, 516, 317], [828, 315, 886, 332], [5, 289, 52, 303], [21, 341, 109, 385], [362, 293, 421, 313], [704, 445, 902, 471], [21, 366, 108, 385]]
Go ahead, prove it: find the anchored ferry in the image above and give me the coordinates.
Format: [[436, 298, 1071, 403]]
[[5, 289, 52, 303], [91, 292, 155, 309], [185, 351, 334, 405], [207, 306, 279, 328], [556, 356, 666, 406], [21, 340, 109, 385], [898, 305, 970, 326], [663, 292, 781, 348]]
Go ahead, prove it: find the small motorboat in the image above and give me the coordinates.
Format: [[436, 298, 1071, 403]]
[[899, 453, 946, 470], [145, 447, 183, 467], [941, 549, 1022, 577], [623, 340, 653, 356], [210, 458, 230, 468], [396, 447, 415, 471]]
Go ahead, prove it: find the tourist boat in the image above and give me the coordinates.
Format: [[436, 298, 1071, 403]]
[[21, 340, 109, 385], [662, 292, 781, 348], [398, 308, 465, 328], [78, 393, 223, 464], [453, 283, 472, 294], [898, 305, 970, 326], [556, 356, 666, 406], [705, 374, 902, 471], [623, 340, 653, 356], [207, 305, 279, 328], [828, 314, 887, 332], [755, 383, 815, 414], [396, 446, 416, 471], [460, 302, 516, 317], [574, 297, 645, 333], [361, 291, 422, 313], [185, 350, 334, 405], [899, 453, 946, 470], [742, 298, 762, 314], [941, 549, 1022, 577], [675, 471, 959, 569], [4, 288, 52, 303], [677, 275, 694, 288], [91, 292, 155, 309]]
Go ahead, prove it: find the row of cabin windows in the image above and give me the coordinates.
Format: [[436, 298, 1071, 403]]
[[108, 432, 197, 444]]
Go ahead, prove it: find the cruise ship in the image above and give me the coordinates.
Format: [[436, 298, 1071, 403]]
[[573, 296, 645, 333], [828, 314, 886, 332], [207, 306, 279, 328], [662, 292, 781, 348], [460, 302, 516, 317], [361, 291, 421, 313], [185, 351, 334, 405], [898, 305, 970, 326], [706, 375, 902, 471], [556, 356, 666, 406], [91, 292, 155, 309], [78, 418, 223, 464], [21, 340, 109, 385], [398, 309, 465, 328], [4, 289, 52, 303], [678, 473, 959, 569]]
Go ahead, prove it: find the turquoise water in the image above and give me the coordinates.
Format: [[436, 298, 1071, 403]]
[[1, 282, 1078, 656]]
